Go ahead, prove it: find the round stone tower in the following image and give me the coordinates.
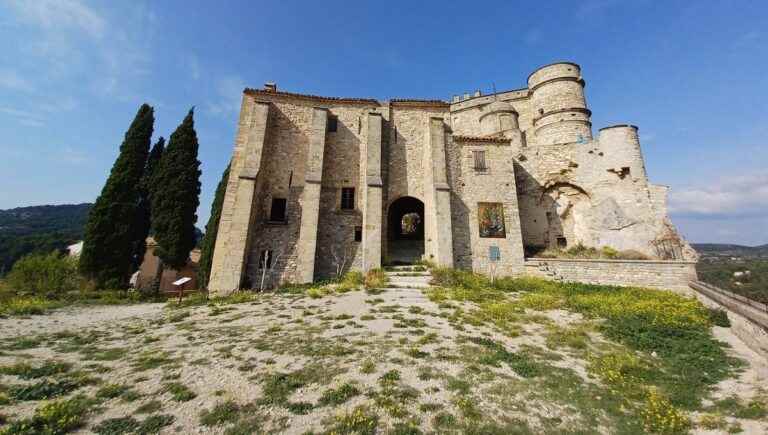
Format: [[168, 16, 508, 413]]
[[479, 100, 519, 136], [528, 62, 592, 145], [598, 124, 647, 181]]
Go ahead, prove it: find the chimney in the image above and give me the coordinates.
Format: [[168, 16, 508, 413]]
[[264, 82, 277, 92]]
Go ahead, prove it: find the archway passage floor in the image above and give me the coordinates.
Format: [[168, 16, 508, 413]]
[[0, 277, 766, 434]]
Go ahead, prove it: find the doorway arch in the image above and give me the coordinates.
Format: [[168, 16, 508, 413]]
[[387, 196, 425, 264]]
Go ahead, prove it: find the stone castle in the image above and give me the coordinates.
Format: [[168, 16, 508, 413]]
[[208, 61, 695, 294]]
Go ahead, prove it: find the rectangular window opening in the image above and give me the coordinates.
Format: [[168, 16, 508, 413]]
[[327, 115, 338, 132], [354, 226, 362, 242], [556, 237, 567, 248], [341, 187, 355, 210], [269, 198, 287, 222], [473, 150, 487, 172]]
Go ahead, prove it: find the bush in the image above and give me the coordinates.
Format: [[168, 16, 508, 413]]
[[337, 271, 364, 292], [533, 244, 651, 260], [364, 269, 387, 290], [5, 252, 83, 298]]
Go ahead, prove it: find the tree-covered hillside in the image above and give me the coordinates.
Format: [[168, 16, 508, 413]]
[[0, 203, 92, 275]]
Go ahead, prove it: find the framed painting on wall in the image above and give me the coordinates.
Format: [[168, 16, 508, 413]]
[[478, 202, 506, 238]]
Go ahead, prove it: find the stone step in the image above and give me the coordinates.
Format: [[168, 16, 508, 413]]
[[385, 271, 431, 277], [387, 282, 432, 289], [386, 265, 429, 272]]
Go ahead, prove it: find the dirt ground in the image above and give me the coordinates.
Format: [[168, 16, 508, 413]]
[[0, 279, 766, 434]]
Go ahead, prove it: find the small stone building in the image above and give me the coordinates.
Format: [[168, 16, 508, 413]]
[[208, 62, 695, 295], [135, 237, 200, 292]]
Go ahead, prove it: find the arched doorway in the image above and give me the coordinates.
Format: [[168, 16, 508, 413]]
[[387, 196, 425, 265]]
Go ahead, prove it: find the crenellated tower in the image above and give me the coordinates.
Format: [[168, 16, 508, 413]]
[[528, 62, 592, 145]]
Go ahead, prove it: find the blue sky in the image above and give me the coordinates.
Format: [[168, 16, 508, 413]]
[[1, 0, 766, 245]]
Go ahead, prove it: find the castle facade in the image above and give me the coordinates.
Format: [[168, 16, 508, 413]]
[[208, 62, 694, 294]]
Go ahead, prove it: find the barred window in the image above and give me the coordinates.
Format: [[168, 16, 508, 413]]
[[341, 187, 355, 210], [473, 150, 487, 172]]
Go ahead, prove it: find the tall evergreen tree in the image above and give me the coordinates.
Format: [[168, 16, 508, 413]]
[[130, 137, 165, 272], [80, 104, 154, 287], [151, 109, 202, 271], [197, 163, 230, 290]]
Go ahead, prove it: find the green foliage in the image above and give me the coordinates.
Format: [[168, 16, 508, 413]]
[[323, 406, 378, 435], [197, 163, 230, 290], [0, 394, 97, 435], [131, 137, 165, 273], [697, 258, 768, 304], [135, 414, 174, 434], [4, 252, 82, 298], [0, 360, 71, 379], [93, 417, 140, 435], [337, 270, 364, 292], [162, 382, 196, 402], [150, 109, 202, 270], [318, 383, 361, 406], [536, 243, 651, 260], [80, 104, 155, 288], [8, 378, 84, 401], [199, 400, 241, 426], [0, 203, 91, 277], [707, 308, 731, 327]]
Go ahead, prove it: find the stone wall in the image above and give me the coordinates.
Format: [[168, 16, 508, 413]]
[[524, 258, 698, 291]]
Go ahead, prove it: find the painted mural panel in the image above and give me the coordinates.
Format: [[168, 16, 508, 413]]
[[478, 202, 506, 238]]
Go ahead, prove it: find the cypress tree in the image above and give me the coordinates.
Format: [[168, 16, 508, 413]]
[[151, 109, 202, 271], [80, 104, 154, 287], [197, 163, 230, 289], [130, 137, 165, 272]]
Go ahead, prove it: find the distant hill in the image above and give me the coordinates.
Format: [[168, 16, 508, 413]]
[[692, 243, 768, 258], [0, 203, 205, 276], [0, 203, 93, 275]]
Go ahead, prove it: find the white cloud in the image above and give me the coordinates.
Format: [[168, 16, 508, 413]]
[[7, 0, 106, 39], [206, 75, 246, 117], [669, 172, 768, 217], [0, 106, 44, 127], [0, 69, 34, 92]]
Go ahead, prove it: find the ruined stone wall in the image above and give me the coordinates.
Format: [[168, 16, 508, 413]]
[[524, 258, 698, 292]]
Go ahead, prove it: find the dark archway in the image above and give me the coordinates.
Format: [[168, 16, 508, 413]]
[[387, 196, 425, 264]]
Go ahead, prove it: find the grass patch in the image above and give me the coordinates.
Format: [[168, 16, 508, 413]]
[[162, 382, 196, 402], [364, 269, 388, 290], [0, 360, 71, 379], [318, 383, 361, 406], [323, 405, 378, 435], [1, 394, 98, 434], [93, 416, 140, 435], [200, 400, 241, 426]]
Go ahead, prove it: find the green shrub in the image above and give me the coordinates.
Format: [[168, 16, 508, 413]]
[[337, 271, 364, 292], [1, 394, 97, 434], [707, 308, 731, 327], [5, 252, 83, 298]]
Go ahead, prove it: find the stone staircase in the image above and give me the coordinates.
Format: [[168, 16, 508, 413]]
[[379, 266, 434, 305], [385, 266, 433, 289]]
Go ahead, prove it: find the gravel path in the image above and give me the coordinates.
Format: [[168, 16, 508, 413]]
[[0, 303, 166, 340]]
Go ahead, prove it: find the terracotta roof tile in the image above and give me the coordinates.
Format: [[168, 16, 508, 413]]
[[244, 88, 380, 105]]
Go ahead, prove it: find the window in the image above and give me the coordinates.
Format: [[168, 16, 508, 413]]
[[556, 237, 567, 248], [354, 226, 362, 242], [258, 250, 273, 269], [269, 198, 287, 222], [327, 115, 338, 132], [340, 187, 355, 210], [472, 150, 487, 172]]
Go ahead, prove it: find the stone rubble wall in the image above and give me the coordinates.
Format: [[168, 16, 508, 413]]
[[524, 258, 698, 292]]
